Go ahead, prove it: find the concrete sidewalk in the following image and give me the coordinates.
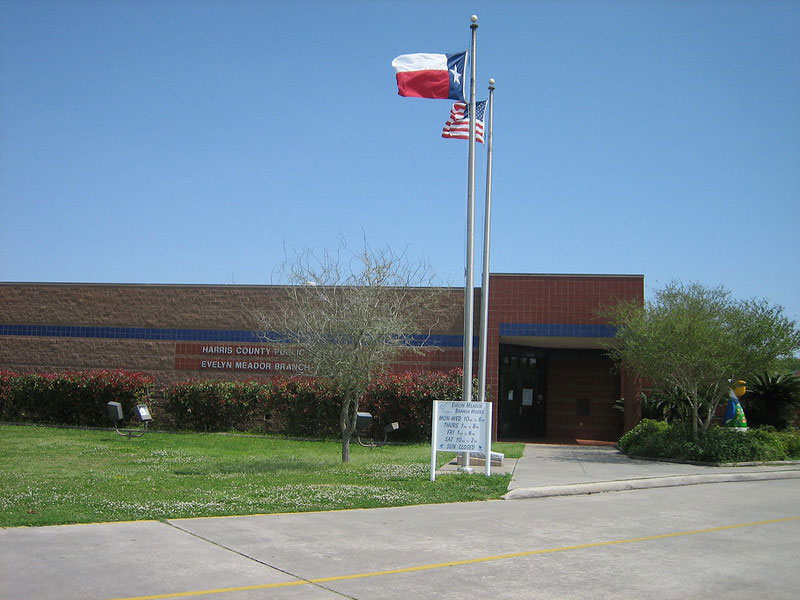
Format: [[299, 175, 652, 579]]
[[500, 443, 800, 499]]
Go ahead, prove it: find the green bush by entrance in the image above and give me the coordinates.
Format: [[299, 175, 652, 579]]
[[618, 418, 800, 463]]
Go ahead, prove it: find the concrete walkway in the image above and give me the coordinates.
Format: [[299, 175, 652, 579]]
[[501, 443, 800, 499]]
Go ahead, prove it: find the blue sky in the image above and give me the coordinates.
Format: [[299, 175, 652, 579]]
[[1, 0, 798, 321]]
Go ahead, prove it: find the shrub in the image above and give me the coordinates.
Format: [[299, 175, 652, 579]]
[[266, 378, 341, 438], [2, 369, 474, 441], [0, 370, 17, 419], [361, 369, 465, 442], [640, 389, 692, 423], [1, 370, 153, 426], [743, 372, 800, 430], [158, 370, 469, 440], [776, 428, 800, 458], [161, 377, 341, 436], [618, 419, 671, 455], [620, 419, 799, 463], [161, 379, 270, 432], [695, 426, 786, 463]]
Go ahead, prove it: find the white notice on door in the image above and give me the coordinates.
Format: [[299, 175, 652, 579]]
[[522, 389, 534, 406]]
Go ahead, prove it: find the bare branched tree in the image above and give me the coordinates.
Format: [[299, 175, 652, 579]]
[[253, 239, 451, 462]]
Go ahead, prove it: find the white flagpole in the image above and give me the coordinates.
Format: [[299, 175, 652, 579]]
[[458, 14, 478, 475], [462, 14, 478, 404], [478, 79, 495, 405]]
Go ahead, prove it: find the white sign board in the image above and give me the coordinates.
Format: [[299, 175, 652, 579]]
[[435, 401, 488, 452], [430, 401, 492, 481]]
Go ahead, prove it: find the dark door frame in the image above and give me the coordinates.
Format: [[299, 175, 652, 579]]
[[498, 344, 548, 440]]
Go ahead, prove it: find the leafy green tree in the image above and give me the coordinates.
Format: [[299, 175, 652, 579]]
[[604, 282, 800, 439], [775, 355, 800, 374], [743, 372, 800, 430]]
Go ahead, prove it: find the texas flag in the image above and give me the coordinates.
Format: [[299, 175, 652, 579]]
[[391, 51, 466, 101]]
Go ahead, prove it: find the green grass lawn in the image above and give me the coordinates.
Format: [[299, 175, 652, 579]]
[[0, 425, 522, 527]]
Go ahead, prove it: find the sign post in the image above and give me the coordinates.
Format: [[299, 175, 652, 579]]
[[430, 401, 492, 481]]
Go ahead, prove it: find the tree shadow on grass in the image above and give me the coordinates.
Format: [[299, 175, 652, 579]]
[[214, 458, 338, 475]]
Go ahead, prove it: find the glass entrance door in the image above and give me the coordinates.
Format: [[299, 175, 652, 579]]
[[498, 346, 546, 439]]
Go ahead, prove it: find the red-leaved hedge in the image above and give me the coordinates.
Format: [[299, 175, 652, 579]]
[[2, 369, 474, 442], [160, 379, 270, 432], [159, 369, 471, 441], [360, 370, 468, 441], [0, 370, 154, 426]]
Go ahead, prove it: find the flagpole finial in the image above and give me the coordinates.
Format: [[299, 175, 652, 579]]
[[489, 78, 495, 86], [471, 14, 478, 26]]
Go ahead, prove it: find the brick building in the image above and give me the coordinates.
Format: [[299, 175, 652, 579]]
[[0, 273, 643, 441]]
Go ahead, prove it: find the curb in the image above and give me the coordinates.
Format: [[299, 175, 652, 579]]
[[502, 469, 800, 500], [627, 454, 800, 468]]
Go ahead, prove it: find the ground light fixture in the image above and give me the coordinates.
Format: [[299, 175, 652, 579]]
[[107, 400, 152, 438], [355, 411, 400, 448]]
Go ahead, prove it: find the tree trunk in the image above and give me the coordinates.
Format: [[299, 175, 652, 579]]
[[691, 396, 699, 441], [701, 382, 725, 433], [342, 435, 350, 463], [339, 390, 358, 463]]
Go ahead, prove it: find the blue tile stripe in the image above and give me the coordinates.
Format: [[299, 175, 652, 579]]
[[499, 323, 617, 338], [0, 323, 465, 348], [0, 323, 613, 346]]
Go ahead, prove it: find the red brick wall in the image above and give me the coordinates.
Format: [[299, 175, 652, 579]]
[[0, 283, 465, 385], [545, 351, 622, 441], [485, 274, 643, 439], [1, 275, 644, 439], [488, 274, 643, 325]]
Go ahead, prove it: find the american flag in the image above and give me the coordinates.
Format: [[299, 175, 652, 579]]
[[442, 100, 485, 143]]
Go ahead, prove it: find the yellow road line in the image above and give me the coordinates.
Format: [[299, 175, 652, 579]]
[[109, 516, 800, 600]]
